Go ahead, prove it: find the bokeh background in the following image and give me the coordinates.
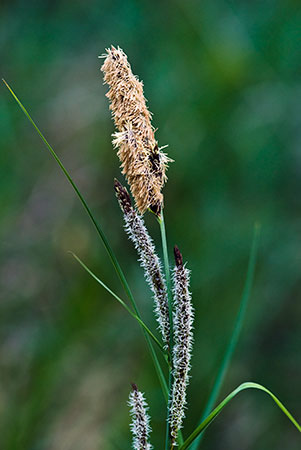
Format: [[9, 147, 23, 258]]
[[1, 1, 300, 449]]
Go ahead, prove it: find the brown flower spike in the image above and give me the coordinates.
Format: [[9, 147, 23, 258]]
[[101, 46, 170, 215]]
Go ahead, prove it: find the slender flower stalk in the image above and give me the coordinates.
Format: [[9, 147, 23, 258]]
[[101, 45, 171, 215], [114, 179, 170, 349], [169, 246, 194, 446], [129, 383, 152, 450]]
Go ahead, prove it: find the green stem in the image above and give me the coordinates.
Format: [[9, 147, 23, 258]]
[[159, 210, 184, 448], [3, 79, 169, 401], [159, 211, 173, 450], [159, 211, 172, 307]]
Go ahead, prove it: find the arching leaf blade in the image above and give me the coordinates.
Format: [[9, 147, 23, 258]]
[[3, 79, 169, 401], [70, 251, 167, 358], [180, 382, 301, 450]]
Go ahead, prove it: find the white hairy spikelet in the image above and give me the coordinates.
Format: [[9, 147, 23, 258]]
[[114, 179, 170, 349], [124, 210, 170, 346], [129, 384, 152, 450], [169, 246, 194, 446]]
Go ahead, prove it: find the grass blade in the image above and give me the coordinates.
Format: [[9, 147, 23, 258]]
[[190, 223, 260, 449], [2, 79, 134, 310], [3, 79, 169, 401], [180, 382, 301, 450], [70, 251, 167, 357]]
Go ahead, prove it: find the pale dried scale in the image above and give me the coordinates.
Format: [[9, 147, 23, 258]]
[[101, 45, 171, 215]]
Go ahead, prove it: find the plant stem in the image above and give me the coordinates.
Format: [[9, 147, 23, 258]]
[[159, 210, 178, 449], [159, 210, 173, 351], [159, 210, 184, 448]]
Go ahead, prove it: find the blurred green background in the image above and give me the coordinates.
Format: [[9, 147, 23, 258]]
[[1, 0, 300, 449]]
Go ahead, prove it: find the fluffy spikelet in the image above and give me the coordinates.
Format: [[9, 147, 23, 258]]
[[129, 383, 152, 450], [101, 45, 170, 215], [169, 246, 194, 446], [114, 179, 170, 349]]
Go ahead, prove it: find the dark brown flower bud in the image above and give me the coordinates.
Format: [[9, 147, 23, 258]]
[[131, 383, 138, 392], [174, 245, 183, 268], [114, 178, 132, 213]]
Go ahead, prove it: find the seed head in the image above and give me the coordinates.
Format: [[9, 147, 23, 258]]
[[101, 45, 171, 215]]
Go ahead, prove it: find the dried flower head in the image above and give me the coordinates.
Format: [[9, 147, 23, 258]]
[[169, 246, 194, 446], [129, 383, 152, 450], [114, 179, 170, 348], [101, 45, 171, 215]]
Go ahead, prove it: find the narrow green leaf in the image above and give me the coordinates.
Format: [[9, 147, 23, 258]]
[[3, 79, 169, 402], [2, 79, 134, 309], [190, 223, 260, 449], [70, 251, 167, 357], [180, 382, 301, 450]]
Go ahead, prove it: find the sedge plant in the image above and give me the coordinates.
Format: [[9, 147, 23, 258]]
[[3, 45, 300, 449]]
